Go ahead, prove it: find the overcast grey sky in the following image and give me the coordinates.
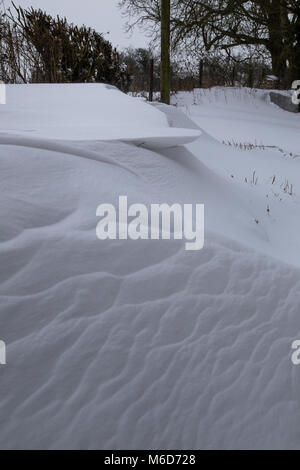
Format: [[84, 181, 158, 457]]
[[9, 0, 149, 50]]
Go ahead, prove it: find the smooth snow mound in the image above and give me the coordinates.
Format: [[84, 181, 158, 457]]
[[1, 84, 201, 148]]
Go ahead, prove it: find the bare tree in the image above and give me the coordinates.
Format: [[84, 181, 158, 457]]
[[119, 0, 300, 87]]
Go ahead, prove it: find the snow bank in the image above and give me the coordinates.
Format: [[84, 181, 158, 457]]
[[1, 84, 300, 449], [175, 87, 300, 268], [173, 87, 300, 155]]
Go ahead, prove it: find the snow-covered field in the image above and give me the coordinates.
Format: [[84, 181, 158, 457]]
[[1, 84, 300, 449]]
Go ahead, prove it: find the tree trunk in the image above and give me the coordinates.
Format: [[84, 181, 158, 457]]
[[267, 0, 287, 87], [199, 59, 203, 88], [247, 64, 253, 88], [231, 64, 236, 86], [161, 0, 170, 104], [149, 58, 154, 102], [286, 4, 300, 83]]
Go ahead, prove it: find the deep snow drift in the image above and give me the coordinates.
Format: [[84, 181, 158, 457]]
[[1, 84, 300, 450], [174, 88, 300, 268]]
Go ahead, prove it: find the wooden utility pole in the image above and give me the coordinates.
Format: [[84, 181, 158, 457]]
[[199, 59, 204, 88], [232, 64, 236, 86], [161, 0, 170, 104], [149, 58, 154, 102]]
